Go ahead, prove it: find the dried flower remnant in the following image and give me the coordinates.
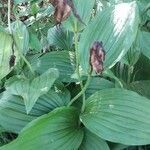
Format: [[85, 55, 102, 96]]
[[49, 0, 84, 25], [89, 41, 105, 74], [49, 0, 71, 24]]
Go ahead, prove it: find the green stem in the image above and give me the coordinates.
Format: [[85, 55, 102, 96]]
[[8, 0, 11, 34], [68, 73, 91, 107], [69, 20, 92, 112], [73, 21, 86, 110]]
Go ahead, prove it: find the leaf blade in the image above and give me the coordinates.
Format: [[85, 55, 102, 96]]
[[0, 107, 83, 150], [6, 68, 59, 113], [78, 1, 139, 73], [80, 88, 150, 145], [0, 89, 67, 133]]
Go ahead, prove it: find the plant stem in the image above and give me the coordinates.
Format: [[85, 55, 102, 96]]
[[73, 21, 86, 108], [8, 0, 12, 34], [68, 73, 91, 106], [68, 21, 92, 112]]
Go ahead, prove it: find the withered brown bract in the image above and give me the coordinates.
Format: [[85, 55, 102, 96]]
[[89, 41, 105, 74], [50, 0, 71, 24], [50, 0, 85, 25]]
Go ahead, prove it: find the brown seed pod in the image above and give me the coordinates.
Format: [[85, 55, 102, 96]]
[[89, 41, 105, 74]]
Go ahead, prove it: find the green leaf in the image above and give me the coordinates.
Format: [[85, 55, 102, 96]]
[[30, 51, 76, 82], [78, 1, 139, 73], [5, 68, 59, 113], [0, 31, 13, 80], [29, 32, 42, 51], [138, 31, 150, 59], [12, 20, 29, 54], [80, 88, 150, 145], [0, 107, 83, 150], [0, 90, 67, 133], [47, 26, 73, 50], [86, 77, 114, 98], [63, 0, 95, 32], [79, 129, 110, 150], [130, 80, 150, 99]]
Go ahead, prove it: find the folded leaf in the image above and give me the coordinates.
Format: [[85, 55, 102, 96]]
[[78, 1, 139, 73], [0, 107, 83, 150], [5, 68, 59, 113], [0, 90, 67, 133], [80, 88, 150, 145]]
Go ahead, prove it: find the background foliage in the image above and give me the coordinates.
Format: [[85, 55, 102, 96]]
[[0, 0, 150, 149]]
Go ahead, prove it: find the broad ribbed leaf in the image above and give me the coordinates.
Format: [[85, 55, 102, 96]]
[[12, 20, 29, 54], [0, 107, 83, 150], [47, 26, 73, 50], [6, 68, 59, 113], [79, 129, 110, 150], [86, 77, 114, 98], [63, 0, 95, 32], [80, 88, 150, 145], [30, 51, 76, 82], [130, 80, 150, 99], [0, 90, 67, 133], [78, 1, 139, 73], [0, 31, 13, 80]]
